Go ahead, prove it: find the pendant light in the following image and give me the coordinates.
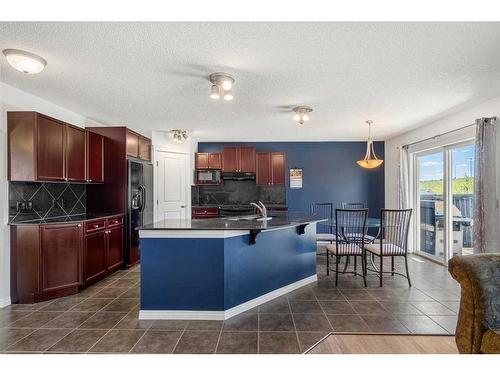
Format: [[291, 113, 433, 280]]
[[357, 120, 384, 169]]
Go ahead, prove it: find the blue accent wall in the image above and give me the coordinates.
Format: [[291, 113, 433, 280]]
[[198, 142, 385, 217]]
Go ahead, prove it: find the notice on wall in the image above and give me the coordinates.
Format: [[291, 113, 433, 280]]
[[290, 168, 303, 189]]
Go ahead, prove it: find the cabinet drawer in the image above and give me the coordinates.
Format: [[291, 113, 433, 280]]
[[85, 220, 106, 233], [192, 207, 219, 218], [107, 216, 124, 228]]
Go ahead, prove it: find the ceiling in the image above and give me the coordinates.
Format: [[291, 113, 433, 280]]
[[1, 22, 500, 141]]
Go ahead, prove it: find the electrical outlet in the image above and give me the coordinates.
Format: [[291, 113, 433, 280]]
[[16, 200, 33, 212]]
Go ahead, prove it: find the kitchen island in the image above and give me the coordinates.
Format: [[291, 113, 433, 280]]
[[138, 213, 324, 320]]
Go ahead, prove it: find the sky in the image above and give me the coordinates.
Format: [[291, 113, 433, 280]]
[[419, 144, 474, 181]]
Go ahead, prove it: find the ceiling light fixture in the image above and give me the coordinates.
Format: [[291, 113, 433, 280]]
[[292, 106, 313, 125], [357, 120, 384, 169], [2, 49, 47, 74], [172, 129, 189, 143], [209, 72, 235, 101]]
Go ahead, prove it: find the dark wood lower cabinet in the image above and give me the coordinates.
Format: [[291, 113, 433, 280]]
[[40, 223, 83, 293], [11, 214, 125, 304], [84, 231, 107, 284], [107, 226, 124, 271]]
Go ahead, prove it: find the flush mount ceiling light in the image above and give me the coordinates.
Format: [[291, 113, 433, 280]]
[[2, 49, 47, 74], [357, 120, 384, 169], [292, 106, 313, 125], [209, 72, 235, 101], [172, 129, 189, 143]]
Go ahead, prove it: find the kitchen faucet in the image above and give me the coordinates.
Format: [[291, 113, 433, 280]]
[[250, 201, 269, 221]]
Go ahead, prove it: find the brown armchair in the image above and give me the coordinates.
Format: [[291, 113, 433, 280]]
[[448, 254, 500, 354]]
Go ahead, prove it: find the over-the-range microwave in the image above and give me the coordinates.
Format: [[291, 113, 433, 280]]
[[196, 169, 222, 185]]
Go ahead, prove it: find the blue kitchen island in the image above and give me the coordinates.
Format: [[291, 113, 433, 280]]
[[138, 213, 323, 320]]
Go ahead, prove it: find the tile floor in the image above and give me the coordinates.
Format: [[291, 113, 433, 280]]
[[0, 250, 460, 354]]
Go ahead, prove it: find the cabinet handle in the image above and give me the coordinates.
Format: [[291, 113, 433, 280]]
[[77, 224, 82, 227], [89, 179, 92, 182], [93, 224, 99, 228]]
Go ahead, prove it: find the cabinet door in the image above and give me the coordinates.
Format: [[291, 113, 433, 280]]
[[208, 153, 222, 169], [84, 231, 107, 283], [256, 152, 271, 185], [126, 130, 139, 158], [86, 131, 104, 183], [271, 152, 286, 185], [37, 115, 66, 181], [106, 226, 124, 271], [40, 223, 83, 292], [239, 147, 256, 172], [66, 125, 86, 182], [139, 136, 151, 161], [195, 153, 209, 169], [222, 147, 239, 172]]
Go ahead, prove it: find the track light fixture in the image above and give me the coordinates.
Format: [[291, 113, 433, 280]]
[[209, 72, 235, 101]]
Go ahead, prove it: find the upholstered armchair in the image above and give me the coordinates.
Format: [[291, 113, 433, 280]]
[[448, 254, 500, 354]]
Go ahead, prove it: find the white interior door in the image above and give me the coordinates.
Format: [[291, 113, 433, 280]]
[[156, 151, 188, 220]]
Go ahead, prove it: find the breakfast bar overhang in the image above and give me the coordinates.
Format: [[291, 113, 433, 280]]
[[138, 214, 323, 320]]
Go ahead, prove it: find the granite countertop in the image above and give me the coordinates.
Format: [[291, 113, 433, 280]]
[[9, 213, 123, 225], [140, 212, 324, 231], [192, 203, 288, 209]]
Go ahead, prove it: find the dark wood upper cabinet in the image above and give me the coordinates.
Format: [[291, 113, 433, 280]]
[[195, 153, 209, 169], [256, 151, 286, 185], [195, 152, 222, 169], [222, 147, 256, 172], [65, 125, 86, 182], [86, 131, 104, 183], [222, 147, 239, 172], [7, 112, 105, 183], [139, 136, 151, 161], [40, 223, 83, 293], [256, 152, 271, 185], [239, 147, 256, 173], [209, 153, 222, 169], [271, 152, 286, 185], [126, 130, 139, 158], [37, 115, 66, 181]]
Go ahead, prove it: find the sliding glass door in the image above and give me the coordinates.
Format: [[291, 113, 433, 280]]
[[414, 142, 475, 264]]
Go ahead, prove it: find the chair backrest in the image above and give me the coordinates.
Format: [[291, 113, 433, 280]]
[[342, 202, 365, 209], [335, 208, 368, 248], [380, 209, 413, 253], [311, 203, 334, 234]]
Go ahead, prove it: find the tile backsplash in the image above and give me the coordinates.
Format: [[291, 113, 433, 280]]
[[9, 181, 86, 223], [192, 180, 286, 206]]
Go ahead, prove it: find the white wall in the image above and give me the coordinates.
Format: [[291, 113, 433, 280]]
[[385, 95, 500, 208], [0, 82, 103, 307]]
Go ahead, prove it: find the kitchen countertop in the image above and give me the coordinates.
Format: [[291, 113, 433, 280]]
[[140, 212, 324, 231], [192, 204, 288, 209], [9, 213, 123, 225]]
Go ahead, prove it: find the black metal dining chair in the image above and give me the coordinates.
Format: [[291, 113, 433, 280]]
[[342, 202, 365, 209], [326, 208, 368, 287], [311, 203, 336, 244], [364, 209, 413, 287]]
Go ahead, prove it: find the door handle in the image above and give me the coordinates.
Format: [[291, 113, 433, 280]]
[[181, 205, 186, 208]]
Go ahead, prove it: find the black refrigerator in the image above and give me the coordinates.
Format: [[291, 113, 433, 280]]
[[127, 160, 154, 267]]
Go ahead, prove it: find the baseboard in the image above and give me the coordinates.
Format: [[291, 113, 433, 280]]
[[139, 274, 317, 320], [0, 297, 11, 308]]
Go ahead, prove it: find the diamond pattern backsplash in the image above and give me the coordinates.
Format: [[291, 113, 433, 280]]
[[9, 181, 86, 223]]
